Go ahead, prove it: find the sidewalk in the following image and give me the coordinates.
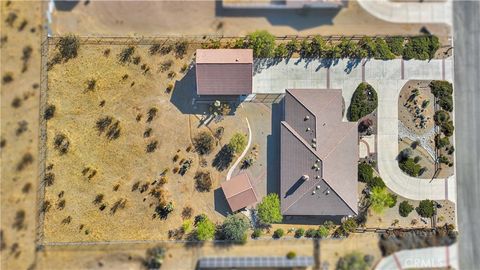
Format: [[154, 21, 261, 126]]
[[357, 0, 452, 26]]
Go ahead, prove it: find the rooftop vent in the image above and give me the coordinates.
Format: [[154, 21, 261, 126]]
[[312, 138, 317, 143], [315, 159, 320, 163], [315, 175, 320, 179], [302, 175, 310, 181], [306, 127, 311, 132], [311, 143, 317, 149], [312, 190, 316, 195], [304, 116, 310, 121], [326, 190, 330, 195], [316, 185, 320, 190], [312, 164, 319, 169]]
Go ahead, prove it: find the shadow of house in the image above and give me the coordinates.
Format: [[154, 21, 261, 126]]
[[214, 188, 231, 217], [170, 67, 241, 116], [54, 0, 79, 11], [266, 100, 283, 194], [215, 1, 342, 31]]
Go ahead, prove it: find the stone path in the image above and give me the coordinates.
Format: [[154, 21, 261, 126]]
[[398, 121, 436, 160]]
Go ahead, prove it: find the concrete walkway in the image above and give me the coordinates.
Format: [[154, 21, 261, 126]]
[[357, 0, 452, 26], [226, 117, 252, 180], [375, 243, 458, 270]]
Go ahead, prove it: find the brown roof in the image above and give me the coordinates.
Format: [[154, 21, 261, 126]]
[[196, 49, 253, 95], [221, 173, 258, 212], [280, 89, 358, 216]]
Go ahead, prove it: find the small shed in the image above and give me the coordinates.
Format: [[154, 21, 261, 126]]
[[221, 173, 258, 212], [196, 49, 253, 95]]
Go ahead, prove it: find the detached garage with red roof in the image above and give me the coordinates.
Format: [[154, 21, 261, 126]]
[[196, 49, 253, 96]]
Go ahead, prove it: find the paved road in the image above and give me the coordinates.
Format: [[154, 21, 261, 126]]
[[357, 0, 452, 25], [453, 1, 480, 269]]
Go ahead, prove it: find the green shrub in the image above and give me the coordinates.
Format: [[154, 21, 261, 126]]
[[182, 220, 193, 233], [57, 35, 79, 60], [399, 158, 421, 177], [441, 121, 454, 137], [228, 133, 248, 154], [386, 36, 404, 56], [434, 110, 450, 125], [336, 252, 371, 270], [310, 35, 327, 57], [294, 228, 305, 238], [286, 38, 301, 55], [374, 38, 395, 60], [257, 193, 282, 224], [220, 214, 250, 242], [337, 218, 357, 236], [337, 38, 358, 58], [286, 251, 297, 259], [305, 228, 317, 238], [367, 176, 385, 189], [246, 30, 276, 57], [251, 228, 262, 239], [195, 216, 216, 240], [273, 228, 284, 239], [358, 37, 376, 58], [193, 131, 214, 155], [317, 225, 329, 238], [403, 35, 439, 60], [435, 134, 450, 148], [413, 156, 422, 163], [399, 201, 414, 217], [274, 43, 288, 58], [348, 83, 378, 121], [370, 186, 396, 213], [358, 162, 374, 183], [416, 199, 435, 218]]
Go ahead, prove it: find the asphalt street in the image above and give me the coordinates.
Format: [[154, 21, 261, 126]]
[[453, 1, 480, 269]]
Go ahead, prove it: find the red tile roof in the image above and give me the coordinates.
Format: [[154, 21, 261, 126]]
[[196, 49, 253, 95], [221, 172, 258, 212]]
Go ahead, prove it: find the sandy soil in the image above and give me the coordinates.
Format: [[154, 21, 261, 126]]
[[399, 80, 435, 136], [1, 1, 43, 270], [50, 1, 450, 38], [43, 43, 250, 242]]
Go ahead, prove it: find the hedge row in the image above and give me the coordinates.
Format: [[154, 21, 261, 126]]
[[202, 31, 441, 60]]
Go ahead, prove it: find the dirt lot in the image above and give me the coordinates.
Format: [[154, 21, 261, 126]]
[[399, 80, 435, 136], [50, 1, 450, 38], [1, 1, 43, 270], [43, 42, 251, 242]]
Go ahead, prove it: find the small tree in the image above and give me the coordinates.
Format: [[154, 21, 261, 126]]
[[195, 216, 216, 240], [220, 214, 250, 242], [317, 225, 329, 239], [369, 186, 396, 214], [195, 171, 213, 192], [228, 133, 247, 154], [399, 201, 414, 217], [257, 193, 282, 224], [358, 162, 373, 183], [246, 30, 275, 57], [294, 228, 305, 238], [273, 228, 284, 239], [193, 131, 214, 155], [416, 200, 435, 218]]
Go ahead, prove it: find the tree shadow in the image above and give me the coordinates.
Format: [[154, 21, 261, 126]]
[[215, 1, 343, 31], [344, 58, 362, 74], [266, 100, 283, 194], [214, 188, 231, 217]]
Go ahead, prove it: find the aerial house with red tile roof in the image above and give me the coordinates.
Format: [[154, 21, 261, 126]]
[[280, 89, 358, 217]]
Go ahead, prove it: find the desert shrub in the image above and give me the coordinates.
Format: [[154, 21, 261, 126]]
[[398, 147, 413, 162], [44, 172, 55, 186], [159, 60, 173, 72], [251, 228, 262, 239], [2, 73, 13, 84], [370, 186, 396, 213], [15, 120, 28, 136], [399, 201, 414, 217], [228, 133, 247, 154], [174, 40, 188, 58], [294, 228, 305, 238], [44, 104, 56, 120], [182, 206, 193, 219], [5, 12, 17, 27], [246, 30, 275, 57], [399, 158, 422, 177], [195, 171, 213, 192], [12, 210, 25, 231], [348, 83, 378, 121], [212, 145, 234, 171], [413, 156, 422, 163], [182, 219, 193, 234], [96, 116, 113, 133], [273, 228, 284, 239], [11, 97, 22, 108], [317, 225, 329, 238], [166, 83, 174, 93], [110, 198, 127, 214], [286, 251, 296, 259], [156, 201, 174, 219], [149, 43, 161, 55], [118, 46, 135, 63], [146, 141, 158, 153], [103, 48, 110, 57], [386, 36, 404, 56], [337, 218, 358, 237], [57, 35, 79, 60], [416, 199, 435, 218], [358, 162, 373, 183], [93, 194, 104, 205], [147, 107, 158, 122], [21, 45, 33, 72], [193, 131, 214, 155], [220, 214, 250, 242], [403, 35, 439, 60], [336, 252, 372, 270], [194, 216, 216, 240], [53, 134, 70, 155], [86, 79, 96, 92], [144, 246, 166, 269], [257, 193, 282, 224], [374, 38, 395, 60]]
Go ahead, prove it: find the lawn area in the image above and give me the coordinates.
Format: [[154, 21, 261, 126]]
[[43, 42, 248, 242]]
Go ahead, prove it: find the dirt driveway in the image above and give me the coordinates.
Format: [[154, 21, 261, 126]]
[[50, 1, 450, 37]]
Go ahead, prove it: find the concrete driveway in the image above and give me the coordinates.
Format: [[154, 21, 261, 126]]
[[253, 56, 456, 204]]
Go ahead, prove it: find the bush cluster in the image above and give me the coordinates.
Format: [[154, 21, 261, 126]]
[[430, 81, 453, 112], [399, 201, 414, 217], [348, 83, 378, 121], [416, 199, 435, 218], [358, 162, 385, 188]]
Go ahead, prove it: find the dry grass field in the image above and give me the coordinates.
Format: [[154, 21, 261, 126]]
[[44, 42, 248, 242], [1, 1, 43, 270]]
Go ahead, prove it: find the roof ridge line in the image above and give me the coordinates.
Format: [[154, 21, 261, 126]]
[[322, 123, 357, 160]]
